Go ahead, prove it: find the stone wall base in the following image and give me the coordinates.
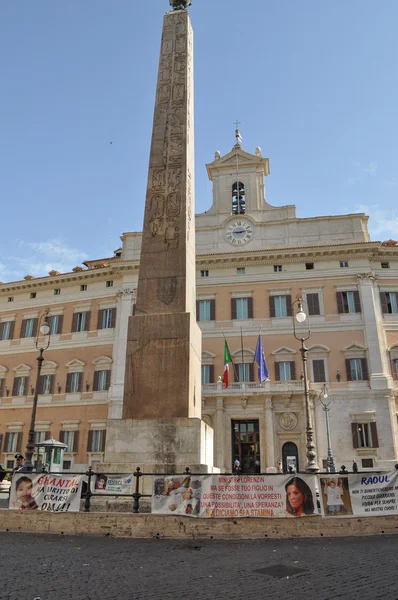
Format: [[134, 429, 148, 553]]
[[1, 510, 397, 539]]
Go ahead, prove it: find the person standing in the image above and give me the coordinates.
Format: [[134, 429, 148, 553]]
[[352, 459, 358, 473], [10, 454, 27, 480]]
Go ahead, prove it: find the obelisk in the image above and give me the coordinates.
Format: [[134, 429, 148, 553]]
[[103, 1, 214, 472]]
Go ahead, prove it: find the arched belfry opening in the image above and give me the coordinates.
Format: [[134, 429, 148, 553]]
[[232, 181, 246, 215]]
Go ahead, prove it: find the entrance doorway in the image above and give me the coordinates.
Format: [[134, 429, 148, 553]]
[[232, 420, 260, 473], [282, 442, 299, 473]]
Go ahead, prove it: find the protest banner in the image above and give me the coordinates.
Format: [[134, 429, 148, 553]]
[[319, 471, 398, 517], [92, 473, 134, 495], [10, 473, 83, 512], [152, 473, 318, 518]]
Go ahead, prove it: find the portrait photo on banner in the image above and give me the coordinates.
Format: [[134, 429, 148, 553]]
[[319, 476, 353, 517]]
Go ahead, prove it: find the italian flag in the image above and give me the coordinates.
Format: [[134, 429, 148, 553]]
[[223, 340, 233, 388]]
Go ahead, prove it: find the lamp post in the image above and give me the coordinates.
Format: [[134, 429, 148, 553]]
[[25, 309, 51, 472], [319, 384, 336, 473], [292, 295, 319, 473]]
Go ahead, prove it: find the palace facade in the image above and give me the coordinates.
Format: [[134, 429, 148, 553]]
[[1, 142, 397, 473]]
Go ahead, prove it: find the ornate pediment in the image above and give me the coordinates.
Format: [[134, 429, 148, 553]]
[[206, 147, 269, 180]]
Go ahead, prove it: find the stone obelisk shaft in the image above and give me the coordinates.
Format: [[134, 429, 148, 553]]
[[123, 9, 201, 420]]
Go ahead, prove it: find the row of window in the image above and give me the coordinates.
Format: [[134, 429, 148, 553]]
[[199, 263, 392, 278], [0, 429, 106, 457], [7, 281, 114, 302], [196, 291, 398, 321], [0, 370, 111, 397], [201, 357, 383, 384], [0, 308, 116, 341]]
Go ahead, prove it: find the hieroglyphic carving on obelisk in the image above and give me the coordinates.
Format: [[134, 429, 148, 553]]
[[123, 4, 201, 420]]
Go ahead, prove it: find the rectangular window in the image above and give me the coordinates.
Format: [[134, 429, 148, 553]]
[[306, 293, 320, 316], [30, 292, 36, 299], [54, 289, 61, 295], [392, 358, 398, 380], [200, 270, 209, 277], [236, 298, 249, 320], [274, 265, 282, 272], [102, 309, 113, 329], [23, 318, 34, 338], [201, 365, 211, 384], [349, 358, 363, 381], [358, 423, 372, 448], [337, 291, 361, 314], [80, 285, 87, 291], [199, 300, 211, 321], [8, 297, 14, 302], [76, 312, 86, 332], [63, 431, 75, 453], [381, 262, 390, 269], [362, 458, 374, 468], [41, 374, 52, 395], [16, 377, 26, 396], [97, 370, 108, 391], [90, 430, 105, 453], [340, 261, 349, 268], [49, 315, 59, 335], [70, 372, 81, 393], [305, 263, 314, 270], [312, 359, 326, 382], [274, 296, 287, 317], [106, 281, 113, 287], [6, 432, 18, 453], [35, 431, 47, 444], [279, 362, 291, 381], [381, 292, 398, 314], [1, 321, 12, 341], [238, 363, 251, 382], [63, 461, 72, 470], [237, 268, 245, 275]]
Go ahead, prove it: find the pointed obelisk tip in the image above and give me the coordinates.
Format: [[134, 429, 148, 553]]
[[169, 0, 192, 10]]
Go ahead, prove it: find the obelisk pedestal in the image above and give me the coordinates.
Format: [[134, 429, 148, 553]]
[[101, 5, 216, 475]]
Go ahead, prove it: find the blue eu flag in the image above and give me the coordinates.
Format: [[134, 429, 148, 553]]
[[254, 334, 269, 383]]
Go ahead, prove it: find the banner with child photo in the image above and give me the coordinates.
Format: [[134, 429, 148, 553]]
[[10, 473, 83, 512]]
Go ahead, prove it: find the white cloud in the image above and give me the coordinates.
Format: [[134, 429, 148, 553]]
[[347, 160, 378, 185], [353, 203, 398, 238], [20, 239, 89, 263]]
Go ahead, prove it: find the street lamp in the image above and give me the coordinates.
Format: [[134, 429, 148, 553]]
[[319, 384, 336, 473], [25, 309, 52, 472], [292, 295, 319, 473]]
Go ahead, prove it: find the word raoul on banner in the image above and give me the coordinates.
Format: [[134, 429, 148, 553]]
[[152, 474, 318, 518], [10, 474, 83, 513]]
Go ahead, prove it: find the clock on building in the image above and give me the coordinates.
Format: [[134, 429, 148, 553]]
[[225, 219, 254, 245]]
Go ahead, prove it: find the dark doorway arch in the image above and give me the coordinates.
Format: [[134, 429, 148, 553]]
[[282, 442, 299, 473]]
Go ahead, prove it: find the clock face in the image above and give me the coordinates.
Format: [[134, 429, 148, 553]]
[[225, 219, 254, 245]]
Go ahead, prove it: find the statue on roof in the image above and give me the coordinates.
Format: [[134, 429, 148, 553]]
[[170, 0, 192, 10]]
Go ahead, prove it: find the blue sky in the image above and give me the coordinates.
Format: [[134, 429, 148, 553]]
[[1, 0, 397, 282]]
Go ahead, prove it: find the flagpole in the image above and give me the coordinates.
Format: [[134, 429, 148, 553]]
[[240, 325, 244, 382]]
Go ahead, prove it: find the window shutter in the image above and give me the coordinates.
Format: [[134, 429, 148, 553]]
[[65, 373, 72, 394], [370, 422, 379, 448], [4, 433, 10, 452], [231, 298, 237, 320], [313, 359, 325, 382], [101, 430, 106, 452], [23, 378, 29, 396], [49, 375, 55, 394], [77, 372, 83, 392], [392, 358, 398, 380], [196, 301, 200, 321], [307, 293, 320, 316], [58, 430, 65, 443], [93, 371, 99, 392], [38, 375, 45, 395], [275, 362, 280, 381], [71, 313, 78, 333], [32, 318, 38, 338], [0, 379, 5, 397], [379, 292, 388, 314], [110, 308, 116, 328], [336, 292, 344, 314], [87, 430, 93, 452], [361, 358, 369, 381], [269, 296, 276, 318], [85, 312, 91, 332], [248, 363, 254, 381], [106, 370, 111, 390], [345, 359, 352, 381], [57, 315, 63, 334], [73, 431, 80, 453], [20, 319, 26, 338], [9, 321, 15, 340], [0, 433, 3, 452], [0, 323, 3, 339], [353, 291, 362, 313], [247, 297, 253, 319], [290, 362, 296, 380], [286, 295, 292, 317], [97, 309, 103, 330], [16, 432, 22, 452], [12, 378, 18, 396], [351, 423, 359, 449], [209, 365, 215, 384], [210, 299, 216, 321]]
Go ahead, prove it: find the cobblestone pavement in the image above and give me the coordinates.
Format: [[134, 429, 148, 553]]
[[1, 532, 397, 600]]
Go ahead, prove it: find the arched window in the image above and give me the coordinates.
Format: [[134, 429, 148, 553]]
[[232, 182, 246, 215]]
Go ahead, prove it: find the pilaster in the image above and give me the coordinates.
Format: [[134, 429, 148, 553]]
[[265, 397, 276, 472]]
